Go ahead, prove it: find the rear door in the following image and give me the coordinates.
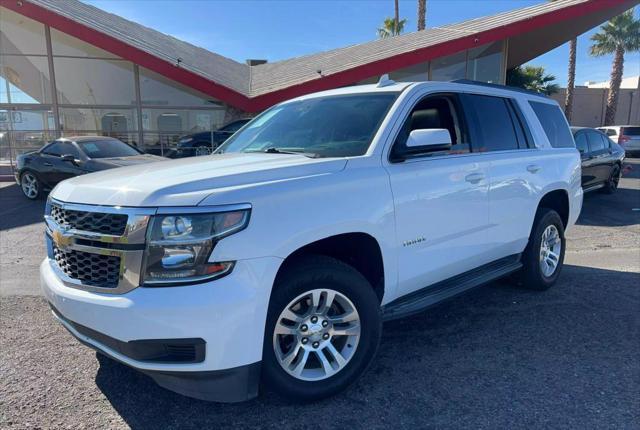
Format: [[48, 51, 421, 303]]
[[574, 131, 598, 188], [585, 131, 611, 184], [384, 92, 491, 295], [462, 94, 547, 259]]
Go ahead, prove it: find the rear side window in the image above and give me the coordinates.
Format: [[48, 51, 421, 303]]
[[529, 101, 574, 148], [586, 131, 607, 153], [622, 127, 640, 136], [462, 94, 520, 152], [42, 141, 79, 157]]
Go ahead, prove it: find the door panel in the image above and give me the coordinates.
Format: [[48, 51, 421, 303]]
[[485, 150, 551, 258], [386, 156, 491, 296], [575, 132, 597, 188]]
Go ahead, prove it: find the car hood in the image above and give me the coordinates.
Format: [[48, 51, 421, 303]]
[[88, 154, 166, 169], [52, 153, 347, 207]]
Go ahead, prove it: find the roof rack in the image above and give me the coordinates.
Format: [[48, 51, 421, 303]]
[[451, 79, 549, 98]]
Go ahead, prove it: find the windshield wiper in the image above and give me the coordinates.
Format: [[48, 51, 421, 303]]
[[262, 147, 318, 158]]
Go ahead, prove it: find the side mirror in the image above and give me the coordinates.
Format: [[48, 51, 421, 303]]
[[406, 129, 452, 153], [61, 154, 79, 165]]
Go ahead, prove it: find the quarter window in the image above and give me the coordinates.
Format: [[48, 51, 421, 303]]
[[529, 101, 574, 148], [463, 94, 519, 152]]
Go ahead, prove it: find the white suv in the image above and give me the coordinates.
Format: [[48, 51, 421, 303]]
[[41, 79, 582, 402]]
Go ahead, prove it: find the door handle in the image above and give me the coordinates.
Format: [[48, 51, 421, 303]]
[[527, 164, 541, 173], [465, 172, 484, 184], [43, 162, 53, 167]]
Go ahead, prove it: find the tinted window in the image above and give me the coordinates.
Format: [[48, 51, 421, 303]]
[[218, 94, 397, 158], [622, 127, 640, 136], [78, 139, 141, 158], [575, 132, 589, 155], [529, 101, 574, 148], [464, 94, 519, 152], [586, 132, 606, 153], [42, 141, 79, 157]]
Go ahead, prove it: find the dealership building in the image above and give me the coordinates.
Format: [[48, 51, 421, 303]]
[[0, 0, 637, 162]]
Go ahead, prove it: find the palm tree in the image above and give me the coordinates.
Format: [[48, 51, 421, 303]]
[[589, 9, 640, 125], [378, 17, 407, 38], [394, 0, 400, 34], [417, 0, 427, 30], [507, 66, 560, 95], [549, 0, 576, 121]]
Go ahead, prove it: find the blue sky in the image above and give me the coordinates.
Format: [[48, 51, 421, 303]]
[[85, 0, 639, 87]]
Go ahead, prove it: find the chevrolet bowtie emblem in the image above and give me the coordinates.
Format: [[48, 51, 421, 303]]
[[52, 229, 73, 248]]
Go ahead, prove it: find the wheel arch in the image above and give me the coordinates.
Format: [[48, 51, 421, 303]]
[[274, 232, 386, 303], [536, 188, 569, 229]]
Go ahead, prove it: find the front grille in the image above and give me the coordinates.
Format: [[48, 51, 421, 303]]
[[51, 204, 128, 236], [53, 245, 121, 289]]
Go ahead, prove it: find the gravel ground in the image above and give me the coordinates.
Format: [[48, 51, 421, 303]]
[[1, 160, 639, 429]]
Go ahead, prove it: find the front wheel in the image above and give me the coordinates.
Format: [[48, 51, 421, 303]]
[[262, 255, 381, 401], [518, 208, 566, 291], [20, 171, 42, 200]]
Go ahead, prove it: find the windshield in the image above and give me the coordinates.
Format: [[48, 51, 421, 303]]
[[79, 139, 141, 158], [216, 93, 397, 158]]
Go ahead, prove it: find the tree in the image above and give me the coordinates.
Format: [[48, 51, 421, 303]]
[[417, 0, 427, 31], [549, 0, 576, 121], [589, 9, 640, 125], [507, 66, 560, 95], [378, 17, 407, 38], [394, 0, 399, 34]]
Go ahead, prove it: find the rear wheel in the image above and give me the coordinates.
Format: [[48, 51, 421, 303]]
[[262, 255, 381, 401], [518, 208, 565, 291], [601, 164, 620, 194], [20, 171, 42, 200]]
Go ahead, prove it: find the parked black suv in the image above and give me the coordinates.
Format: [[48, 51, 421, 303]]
[[175, 119, 251, 157]]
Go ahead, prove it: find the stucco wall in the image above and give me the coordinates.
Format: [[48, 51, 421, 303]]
[[551, 87, 640, 127]]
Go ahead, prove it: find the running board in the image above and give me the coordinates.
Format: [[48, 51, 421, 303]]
[[382, 254, 522, 321]]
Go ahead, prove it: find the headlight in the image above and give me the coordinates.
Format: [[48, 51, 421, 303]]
[[142, 208, 250, 286]]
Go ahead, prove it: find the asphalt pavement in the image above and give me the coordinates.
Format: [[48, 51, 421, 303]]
[[1, 159, 638, 429]]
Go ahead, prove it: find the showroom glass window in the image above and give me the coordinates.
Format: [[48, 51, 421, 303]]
[[0, 7, 55, 160]]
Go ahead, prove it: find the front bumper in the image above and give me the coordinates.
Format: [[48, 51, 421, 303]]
[[40, 256, 282, 402]]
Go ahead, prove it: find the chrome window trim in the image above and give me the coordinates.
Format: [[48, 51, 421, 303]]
[[45, 199, 251, 295]]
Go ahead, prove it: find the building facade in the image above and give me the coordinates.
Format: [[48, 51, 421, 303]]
[[1, 0, 637, 163]]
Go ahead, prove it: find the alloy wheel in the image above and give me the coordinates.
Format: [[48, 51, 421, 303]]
[[272, 288, 361, 381], [21, 173, 38, 199], [539, 224, 561, 277]]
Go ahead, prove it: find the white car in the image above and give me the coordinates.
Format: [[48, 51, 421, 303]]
[[597, 125, 640, 155], [41, 79, 582, 402]]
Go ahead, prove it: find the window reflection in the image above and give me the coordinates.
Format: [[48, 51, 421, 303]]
[[0, 7, 47, 55], [0, 55, 52, 103], [430, 51, 467, 81], [54, 58, 136, 105], [139, 67, 222, 107], [467, 42, 503, 84]]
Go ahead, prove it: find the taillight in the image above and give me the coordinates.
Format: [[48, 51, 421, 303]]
[[619, 135, 630, 145]]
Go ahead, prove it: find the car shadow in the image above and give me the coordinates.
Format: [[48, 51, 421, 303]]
[[0, 183, 46, 231], [94, 264, 640, 429]]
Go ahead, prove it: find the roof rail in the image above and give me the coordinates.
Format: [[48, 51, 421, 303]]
[[451, 79, 549, 98]]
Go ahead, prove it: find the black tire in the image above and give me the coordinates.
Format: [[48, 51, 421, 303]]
[[518, 208, 566, 291], [600, 164, 621, 194], [20, 170, 42, 200], [262, 255, 381, 402]]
